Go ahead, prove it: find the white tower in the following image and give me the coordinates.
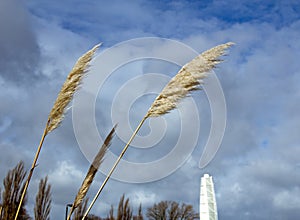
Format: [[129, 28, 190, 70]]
[[200, 174, 218, 220]]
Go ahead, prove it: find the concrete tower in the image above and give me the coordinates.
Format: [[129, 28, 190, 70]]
[[200, 174, 218, 220]]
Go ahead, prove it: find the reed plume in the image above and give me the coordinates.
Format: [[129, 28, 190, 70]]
[[34, 176, 51, 220], [146, 42, 234, 117], [82, 42, 234, 219], [46, 44, 100, 133], [15, 44, 100, 220], [67, 126, 116, 220]]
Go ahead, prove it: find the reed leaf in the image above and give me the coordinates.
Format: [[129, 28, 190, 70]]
[[67, 125, 116, 220], [83, 42, 233, 219]]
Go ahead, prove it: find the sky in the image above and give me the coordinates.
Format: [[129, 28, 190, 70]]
[[0, 0, 300, 219]]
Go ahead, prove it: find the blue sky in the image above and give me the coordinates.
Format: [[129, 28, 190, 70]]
[[1, 0, 300, 219]]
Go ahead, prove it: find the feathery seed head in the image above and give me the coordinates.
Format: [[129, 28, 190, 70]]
[[146, 42, 234, 117], [46, 44, 100, 134]]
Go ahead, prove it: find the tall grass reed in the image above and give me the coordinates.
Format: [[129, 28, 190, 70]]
[[82, 42, 234, 219], [15, 44, 100, 220]]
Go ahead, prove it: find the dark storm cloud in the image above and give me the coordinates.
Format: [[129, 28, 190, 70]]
[[0, 0, 41, 84]]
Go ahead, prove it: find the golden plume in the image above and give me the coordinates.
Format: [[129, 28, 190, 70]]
[[46, 44, 100, 133], [15, 44, 100, 220], [146, 42, 234, 117]]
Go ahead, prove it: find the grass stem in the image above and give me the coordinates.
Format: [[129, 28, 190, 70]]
[[14, 121, 49, 220]]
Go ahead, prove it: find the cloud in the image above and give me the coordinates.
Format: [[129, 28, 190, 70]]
[[128, 190, 157, 207], [0, 0, 41, 84], [0, 1, 300, 219], [48, 160, 84, 204]]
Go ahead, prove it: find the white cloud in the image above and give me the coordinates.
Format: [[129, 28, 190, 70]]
[[273, 188, 300, 210], [1, 1, 300, 219], [128, 191, 157, 206], [48, 161, 85, 204]]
